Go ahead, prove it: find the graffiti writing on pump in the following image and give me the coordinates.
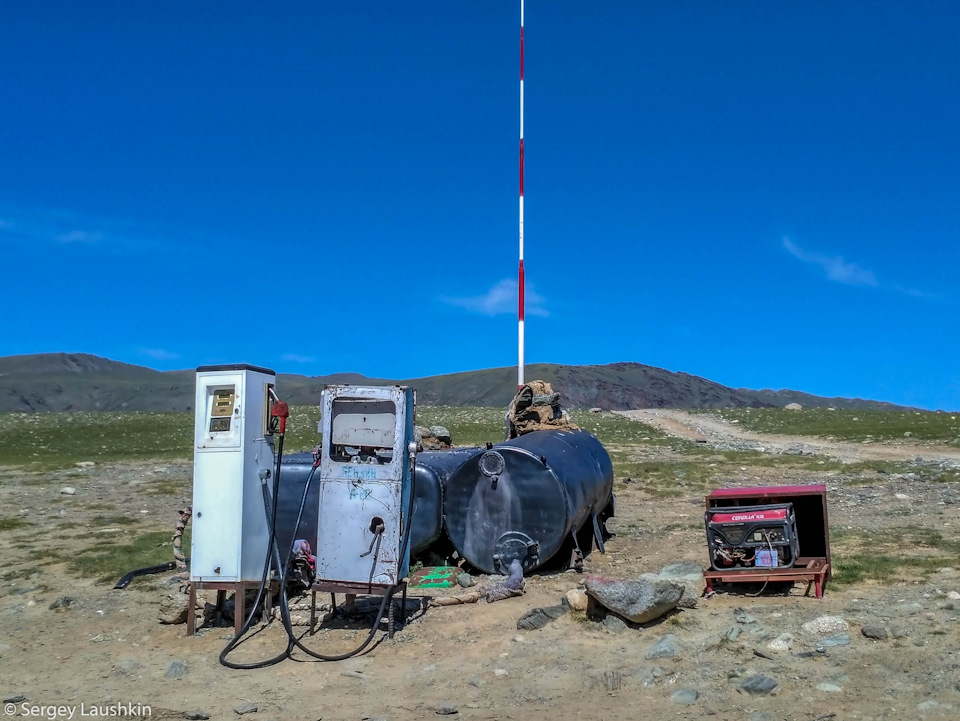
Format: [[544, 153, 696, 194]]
[[340, 465, 377, 481], [349, 485, 373, 501]]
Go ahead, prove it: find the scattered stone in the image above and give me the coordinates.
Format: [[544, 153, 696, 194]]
[[456, 573, 475, 589], [428, 426, 452, 445], [59, 487, 76, 495], [646, 633, 679, 660], [947, 591, 960, 601], [604, 615, 627, 633], [564, 589, 588, 611], [185, 712, 210, 721], [739, 674, 779, 695], [584, 575, 684, 624], [435, 701, 458, 715], [917, 701, 939, 712], [904, 431, 914, 438], [49, 596, 74, 610], [631, 666, 663, 686], [423, 663, 437, 672], [767, 633, 794, 651], [493, 669, 508, 677], [802, 615, 848, 635], [113, 660, 143, 678], [861, 624, 889, 641], [817, 683, 842, 693], [512, 635, 524, 643], [3, 695, 26, 704], [753, 648, 774, 660], [159, 593, 201, 625], [165, 661, 189, 679], [785, 403, 803, 411], [726, 627, 742, 641], [670, 688, 699, 705], [341, 670, 367, 680], [749, 713, 774, 721], [517, 605, 567, 630], [658, 562, 704, 609], [234, 703, 258, 715], [816, 634, 851, 649], [467, 677, 483, 688], [733, 607, 758, 625], [589, 407, 602, 414], [75, 461, 95, 468]]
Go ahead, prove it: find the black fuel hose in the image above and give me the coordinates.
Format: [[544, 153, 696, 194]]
[[219, 433, 417, 667], [277, 444, 417, 662], [113, 561, 182, 590], [219, 432, 297, 670]]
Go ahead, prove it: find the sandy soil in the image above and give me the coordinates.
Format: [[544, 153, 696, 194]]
[[2, 418, 960, 721]]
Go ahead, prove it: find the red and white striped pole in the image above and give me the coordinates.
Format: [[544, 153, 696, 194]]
[[518, 0, 526, 390]]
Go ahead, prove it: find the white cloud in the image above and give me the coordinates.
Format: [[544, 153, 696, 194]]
[[281, 353, 316, 363], [56, 229, 103, 244], [139, 348, 180, 360], [443, 278, 549, 318], [782, 237, 878, 287]]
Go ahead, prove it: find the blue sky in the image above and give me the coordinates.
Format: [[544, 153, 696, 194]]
[[1, 2, 958, 410]]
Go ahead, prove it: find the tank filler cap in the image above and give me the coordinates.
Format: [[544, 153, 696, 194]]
[[479, 451, 506, 477], [493, 531, 540, 574]]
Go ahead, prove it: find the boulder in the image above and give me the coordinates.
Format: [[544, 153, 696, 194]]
[[564, 589, 589, 611], [429, 426, 452, 445], [802, 615, 849, 636], [584, 575, 684, 624], [658, 562, 703, 609], [784, 403, 803, 411]]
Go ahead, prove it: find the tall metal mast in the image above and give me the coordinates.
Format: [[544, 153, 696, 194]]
[[518, 0, 525, 389]]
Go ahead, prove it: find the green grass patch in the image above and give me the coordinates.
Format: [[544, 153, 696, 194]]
[[71, 530, 187, 583], [0, 410, 193, 469], [89, 514, 140, 527], [831, 526, 960, 584], [0, 517, 31, 531], [144, 476, 190, 496], [701, 408, 960, 446]]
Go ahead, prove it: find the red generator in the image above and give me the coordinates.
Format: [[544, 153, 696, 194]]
[[703, 485, 831, 599]]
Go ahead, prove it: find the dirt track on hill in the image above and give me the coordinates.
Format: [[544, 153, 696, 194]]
[[618, 409, 960, 465]]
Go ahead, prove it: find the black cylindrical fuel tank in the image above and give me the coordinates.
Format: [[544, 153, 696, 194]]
[[276, 448, 484, 560], [442, 429, 614, 574], [413, 447, 484, 552], [275, 452, 319, 560]]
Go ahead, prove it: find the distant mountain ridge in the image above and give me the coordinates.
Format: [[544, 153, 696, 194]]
[[0, 352, 915, 413]]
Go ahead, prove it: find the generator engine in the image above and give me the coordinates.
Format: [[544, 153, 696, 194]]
[[705, 503, 799, 571]]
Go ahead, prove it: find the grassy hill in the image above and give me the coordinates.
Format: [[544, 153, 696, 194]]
[[0, 352, 915, 413]]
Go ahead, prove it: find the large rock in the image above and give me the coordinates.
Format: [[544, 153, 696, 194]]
[[584, 575, 684, 624], [784, 403, 803, 411], [658, 562, 704, 609]]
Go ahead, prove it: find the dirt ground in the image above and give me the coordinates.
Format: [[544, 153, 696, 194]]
[[2, 413, 960, 721]]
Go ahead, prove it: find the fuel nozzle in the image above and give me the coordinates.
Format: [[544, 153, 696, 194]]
[[271, 400, 290, 435]]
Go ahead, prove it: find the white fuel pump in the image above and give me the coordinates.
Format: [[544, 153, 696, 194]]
[[190, 364, 277, 584]]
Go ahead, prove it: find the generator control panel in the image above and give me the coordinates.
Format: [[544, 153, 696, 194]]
[[316, 385, 415, 587]]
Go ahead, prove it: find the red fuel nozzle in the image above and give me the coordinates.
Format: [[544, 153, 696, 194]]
[[271, 401, 290, 434]]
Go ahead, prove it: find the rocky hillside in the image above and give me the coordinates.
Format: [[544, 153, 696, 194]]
[[0, 353, 913, 413]]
